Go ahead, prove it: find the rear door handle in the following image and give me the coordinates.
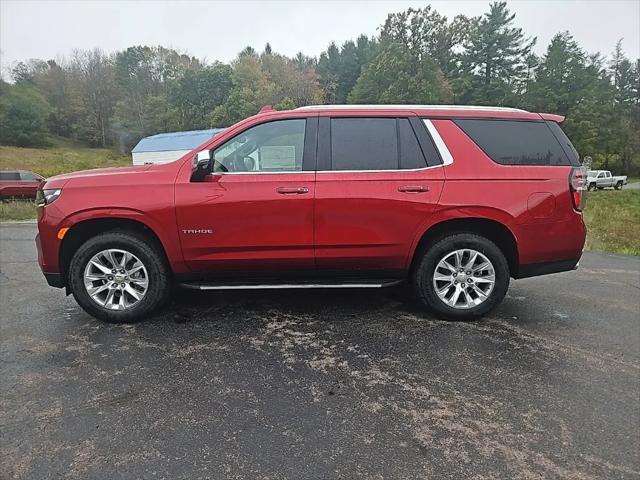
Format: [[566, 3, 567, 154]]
[[276, 186, 309, 195], [398, 185, 430, 193]]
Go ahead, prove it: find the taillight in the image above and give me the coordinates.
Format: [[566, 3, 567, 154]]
[[569, 167, 587, 211]]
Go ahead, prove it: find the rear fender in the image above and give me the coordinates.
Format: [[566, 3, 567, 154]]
[[405, 206, 520, 269]]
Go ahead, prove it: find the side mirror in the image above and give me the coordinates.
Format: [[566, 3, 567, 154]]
[[191, 149, 213, 182]]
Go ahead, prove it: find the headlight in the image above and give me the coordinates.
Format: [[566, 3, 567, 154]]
[[36, 188, 62, 207]]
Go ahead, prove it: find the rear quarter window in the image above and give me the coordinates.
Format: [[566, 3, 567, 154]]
[[455, 119, 575, 166]]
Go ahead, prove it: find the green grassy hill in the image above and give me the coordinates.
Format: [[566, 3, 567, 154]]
[[0, 142, 130, 178]]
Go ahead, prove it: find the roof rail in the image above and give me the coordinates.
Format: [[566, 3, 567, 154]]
[[295, 104, 529, 113]]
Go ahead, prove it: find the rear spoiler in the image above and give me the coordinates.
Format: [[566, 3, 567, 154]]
[[539, 113, 565, 123]]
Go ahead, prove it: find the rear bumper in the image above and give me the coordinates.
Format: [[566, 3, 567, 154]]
[[514, 256, 581, 279]]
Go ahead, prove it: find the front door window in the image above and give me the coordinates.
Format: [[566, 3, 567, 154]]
[[213, 119, 306, 173]]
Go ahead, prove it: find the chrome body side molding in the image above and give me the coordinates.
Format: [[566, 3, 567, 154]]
[[179, 280, 403, 291]]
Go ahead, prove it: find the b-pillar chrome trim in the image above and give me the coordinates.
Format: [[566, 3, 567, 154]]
[[423, 119, 454, 166]]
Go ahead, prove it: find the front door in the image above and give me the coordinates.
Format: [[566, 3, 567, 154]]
[[175, 117, 317, 276]]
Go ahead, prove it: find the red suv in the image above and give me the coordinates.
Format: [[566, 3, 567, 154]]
[[36, 105, 587, 322], [1, 170, 45, 198]]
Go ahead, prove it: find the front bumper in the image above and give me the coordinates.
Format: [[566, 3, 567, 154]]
[[36, 233, 64, 288]]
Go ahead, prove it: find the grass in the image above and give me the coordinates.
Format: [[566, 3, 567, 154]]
[[583, 189, 640, 255], [0, 143, 130, 178], [0, 199, 38, 221]]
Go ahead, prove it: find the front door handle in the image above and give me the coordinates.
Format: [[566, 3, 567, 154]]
[[398, 185, 430, 193], [276, 186, 309, 195]]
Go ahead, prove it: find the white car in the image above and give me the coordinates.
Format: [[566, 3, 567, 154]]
[[587, 170, 628, 191]]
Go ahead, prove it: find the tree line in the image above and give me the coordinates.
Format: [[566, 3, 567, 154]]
[[1, 2, 638, 173]]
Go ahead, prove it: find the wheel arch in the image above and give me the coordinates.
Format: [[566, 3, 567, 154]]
[[409, 216, 519, 277], [59, 216, 172, 287]]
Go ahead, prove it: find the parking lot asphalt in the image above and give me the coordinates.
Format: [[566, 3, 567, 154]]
[[1, 223, 639, 480]]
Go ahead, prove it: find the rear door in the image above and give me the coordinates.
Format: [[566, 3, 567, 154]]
[[314, 115, 444, 276]]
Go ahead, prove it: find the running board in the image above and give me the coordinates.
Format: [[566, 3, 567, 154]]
[[178, 279, 402, 291]]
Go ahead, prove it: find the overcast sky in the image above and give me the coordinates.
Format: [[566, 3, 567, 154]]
[[1, 0, 639, 75]]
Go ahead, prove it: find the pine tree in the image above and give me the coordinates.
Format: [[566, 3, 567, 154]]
[[462, 2, 535, 104]]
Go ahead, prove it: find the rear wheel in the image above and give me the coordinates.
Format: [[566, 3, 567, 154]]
[[615, 181, 623, 190], [588, 183, 597, 192], [412, 233, 510, 321], [68, 231, 170, 323]]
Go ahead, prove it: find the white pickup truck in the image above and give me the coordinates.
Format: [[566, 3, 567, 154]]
[[587, 170, 628, 191]]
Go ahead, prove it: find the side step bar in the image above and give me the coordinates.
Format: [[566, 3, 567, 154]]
[[178, 279, 402, 291]]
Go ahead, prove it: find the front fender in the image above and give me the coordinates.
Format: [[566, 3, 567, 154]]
[[61, 207, 187, 274]]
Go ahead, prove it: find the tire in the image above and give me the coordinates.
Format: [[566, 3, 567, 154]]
[[412, 233, 510, 321], [68, 230, 170, 323], [615, 182, 623, 190], [588, 183, 597, 192]]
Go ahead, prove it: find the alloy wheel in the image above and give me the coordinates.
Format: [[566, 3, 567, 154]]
[[432, 249, 495, 309], [83, 248, 149, 310]]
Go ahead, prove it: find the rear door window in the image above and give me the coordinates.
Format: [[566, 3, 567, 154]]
[[398, 118, 427, 169], [455, 119, 575, 166], [330, 118, 398, 170], [328, 117, 434, 171]]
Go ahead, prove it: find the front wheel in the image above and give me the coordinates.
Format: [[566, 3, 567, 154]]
[[68, 231, 170, 323], [412, 233, 510, 321]]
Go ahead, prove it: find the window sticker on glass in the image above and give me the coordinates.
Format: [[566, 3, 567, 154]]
[[259, 146, 296, 170]]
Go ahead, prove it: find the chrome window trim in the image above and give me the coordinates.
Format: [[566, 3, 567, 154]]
[[315, 164, 443, 174], [208, 170, 306, 175], [203, 119, 454, 175], [423, 119, 453, 166], [208, 166, 444, 175]]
